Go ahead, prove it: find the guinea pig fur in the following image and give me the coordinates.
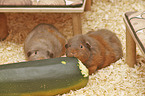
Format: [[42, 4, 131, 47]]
[[65, 29, 123, 75], [24, 23, 66, 61]]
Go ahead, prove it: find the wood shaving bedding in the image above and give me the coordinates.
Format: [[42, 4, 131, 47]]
[[0, 0, 145, 96]]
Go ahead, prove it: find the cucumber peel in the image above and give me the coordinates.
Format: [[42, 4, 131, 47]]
[[0, 57, 89, 96]]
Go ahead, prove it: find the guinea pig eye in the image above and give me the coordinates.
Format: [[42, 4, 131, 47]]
[[80, 45, 83, 48], [35, 51, 38, 55]]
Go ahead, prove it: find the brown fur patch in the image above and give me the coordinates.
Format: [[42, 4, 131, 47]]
[[48, 28, 66, 56], [88, 34, 116, 69]]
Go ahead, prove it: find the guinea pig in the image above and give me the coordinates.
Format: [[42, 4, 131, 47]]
[[24, 23, 66, 61], [0, 0, 32, 5], [0, 13, 8, 40], [65, 29, 123, 75]]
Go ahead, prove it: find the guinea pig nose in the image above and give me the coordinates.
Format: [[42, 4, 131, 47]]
[[71, 52, 77, 56]]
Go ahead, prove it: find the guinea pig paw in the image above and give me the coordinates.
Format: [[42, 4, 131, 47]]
[[61, 55, 66, 57]]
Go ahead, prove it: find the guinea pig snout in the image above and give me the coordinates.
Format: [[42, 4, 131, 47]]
[[67, 49, 78, 57], [70, 52, 77, 56]]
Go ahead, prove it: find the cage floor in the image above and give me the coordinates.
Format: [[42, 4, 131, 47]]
[[0, 0, 145, 96]]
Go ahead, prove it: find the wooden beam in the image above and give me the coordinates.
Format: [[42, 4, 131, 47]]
[[126, 26, 136, 67], [72, 13, 82, 35], [85, 0, 91, 11]]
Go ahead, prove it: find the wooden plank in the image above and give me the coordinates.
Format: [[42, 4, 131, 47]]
[[0, 0, 86, 13]]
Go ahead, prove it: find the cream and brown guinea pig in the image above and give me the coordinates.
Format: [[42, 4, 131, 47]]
[[0, 0, 32, 5], [24, 23, 66, 61], [65, 29, 123, 75]]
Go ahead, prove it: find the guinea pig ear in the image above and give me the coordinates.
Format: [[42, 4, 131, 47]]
[[50, 53, 54, 58], [86, 42, 91, 50], [27, 51, 32, 57], [47, 51, 54, 58], [65, 44, 68, 48]]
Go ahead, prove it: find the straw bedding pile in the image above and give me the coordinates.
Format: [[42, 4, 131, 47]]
[[0, 0, 145, 95]]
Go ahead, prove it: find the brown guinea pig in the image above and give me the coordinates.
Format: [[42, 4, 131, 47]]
[[0, 0, 32, 5], [65, 29, 123, 75], [0, 13, 8, 40], [24, 23, 66, 61]]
